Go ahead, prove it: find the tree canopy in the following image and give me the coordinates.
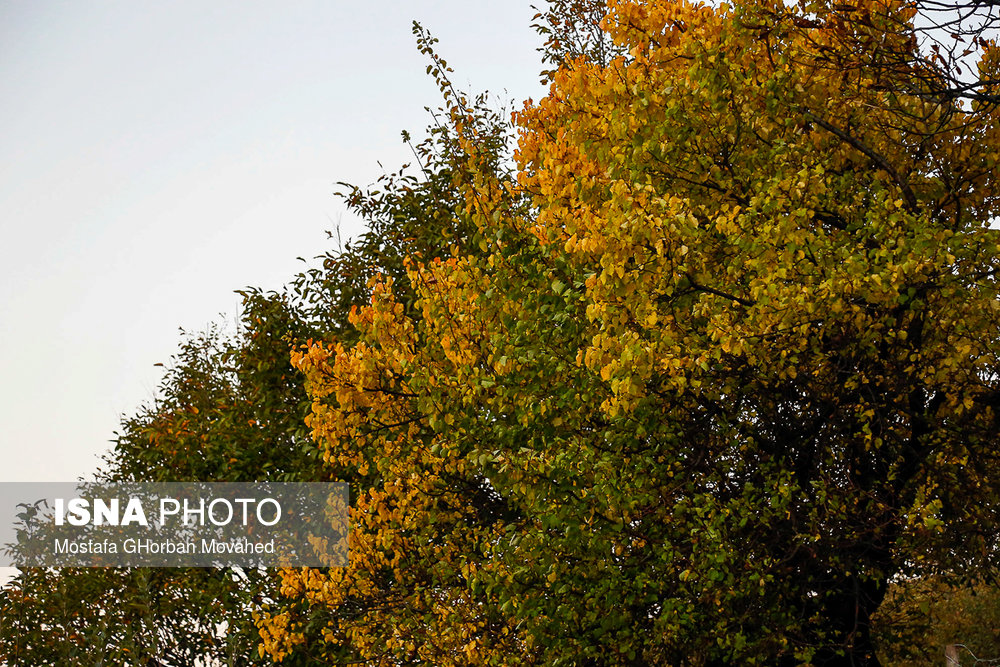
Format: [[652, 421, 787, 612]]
[[4, 0, 1000, 665], [259, 0, 1000, 664]]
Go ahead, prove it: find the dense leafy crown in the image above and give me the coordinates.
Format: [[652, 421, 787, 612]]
[[260, 0, 1000, 664], [4, 0, 1000, 665]]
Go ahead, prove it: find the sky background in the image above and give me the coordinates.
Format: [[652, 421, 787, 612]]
[[0, 1, 547, 489]]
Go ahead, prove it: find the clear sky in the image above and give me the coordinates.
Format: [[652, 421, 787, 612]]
[[0, 0, 547, 484]]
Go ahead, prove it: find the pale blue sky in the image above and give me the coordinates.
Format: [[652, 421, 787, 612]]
[[0, 1, 547, 483]]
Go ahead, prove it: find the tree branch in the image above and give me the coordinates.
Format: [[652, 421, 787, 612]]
[[803, 109, 920, 213], [686, 275, 756, 307]]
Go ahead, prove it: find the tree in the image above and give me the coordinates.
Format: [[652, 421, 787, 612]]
[[260, 0, 1000, 664], [0, 565, 269, 666], [0, 291, 321, 666]]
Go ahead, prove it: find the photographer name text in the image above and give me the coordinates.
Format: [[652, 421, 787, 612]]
[[53, 537, 276, 555]]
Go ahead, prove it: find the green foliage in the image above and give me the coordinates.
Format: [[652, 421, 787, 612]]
[[0, 566, 271, 666], [109, 293, 318, 485], [0, 289, 325, 666]]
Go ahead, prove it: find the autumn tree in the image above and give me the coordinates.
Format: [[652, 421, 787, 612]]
[[5, 1, 999, 664], [260, 0, 1000, 664]]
